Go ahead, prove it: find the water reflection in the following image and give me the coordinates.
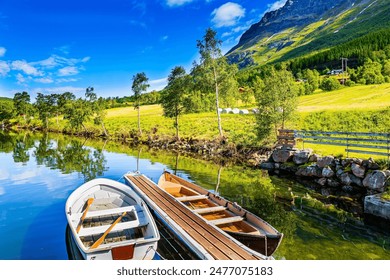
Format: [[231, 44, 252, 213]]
[[1, 132, 107, 182], [1, 131, 390, 260]]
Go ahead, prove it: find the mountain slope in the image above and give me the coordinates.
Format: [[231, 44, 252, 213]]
[[227, 0, 390, 68]]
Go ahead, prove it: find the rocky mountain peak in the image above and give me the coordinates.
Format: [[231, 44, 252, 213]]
[[228, 0, 356, 55]]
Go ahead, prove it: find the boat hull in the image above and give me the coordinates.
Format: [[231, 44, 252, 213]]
[[226, 231, 281, 257]]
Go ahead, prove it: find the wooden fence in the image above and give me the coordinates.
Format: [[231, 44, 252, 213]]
[[277, 129, 390, 158]]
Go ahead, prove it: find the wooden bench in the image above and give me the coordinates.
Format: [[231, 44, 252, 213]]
[[177, 195, 208, 202], [193, 206, 226, 214], [208, 216, 244, 226], [85, 205, 136, 218]]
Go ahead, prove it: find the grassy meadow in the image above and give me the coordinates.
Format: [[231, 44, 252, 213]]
[[104, 105, 258, 145]]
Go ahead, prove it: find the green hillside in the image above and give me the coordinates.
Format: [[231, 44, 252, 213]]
[[298, 83, 390, 113], [228, 0, 390, 69]]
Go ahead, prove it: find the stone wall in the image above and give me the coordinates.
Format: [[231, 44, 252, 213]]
[[260, 146, 390, 220]]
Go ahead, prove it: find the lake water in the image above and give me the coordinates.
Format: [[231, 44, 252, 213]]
[[1, 132, 390, 260]]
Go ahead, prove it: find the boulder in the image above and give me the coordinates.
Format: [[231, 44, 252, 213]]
[[308, 153, 319, 162], [352, 158, 363, 165], [342, 185, 354, 193], [341, 158, 353, 167], [293, 149, 313, 165], [363, 171, 387, 192], [317, 156, 335, 168], [327, 178, 341, 188], [259, 162, 275, 170], [295, 165, 322, 177], [340, 173, 352, 185], [316, 177, 327, 186], [351, 163, 365, 178], [349, 174, 363, 187], [364, 194, 390, 220], [321, 188, 331, 196], [322, 166, 335, 178], [280, 163, 299, 173], [272, 149, 294, 163], [362, 158, 380, 170], [336, 168, 344, 178]]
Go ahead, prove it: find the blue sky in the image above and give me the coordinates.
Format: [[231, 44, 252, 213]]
[[0, 0, 287, 99]]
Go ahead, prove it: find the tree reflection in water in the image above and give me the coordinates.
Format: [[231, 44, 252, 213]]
[[0, 132, 107, 182]]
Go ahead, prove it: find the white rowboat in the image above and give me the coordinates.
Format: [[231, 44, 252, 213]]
[[65, 178, 160, 260]]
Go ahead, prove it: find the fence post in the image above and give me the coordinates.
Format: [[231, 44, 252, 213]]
[[387, 133, 390, 163]]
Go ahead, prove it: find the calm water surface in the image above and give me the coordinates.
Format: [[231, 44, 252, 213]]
[[1, 132, 390, 260]]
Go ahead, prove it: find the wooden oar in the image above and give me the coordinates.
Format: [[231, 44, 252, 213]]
[[76, 198, 94, 233], [90, 211, 127, 249]]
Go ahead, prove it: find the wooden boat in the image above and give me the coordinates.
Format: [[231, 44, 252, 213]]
[[158, 171, 283, 257], [124, 172, 267, 260], [65, 178, 160, 260]]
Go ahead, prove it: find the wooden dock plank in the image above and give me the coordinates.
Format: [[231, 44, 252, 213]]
[[126, 174, 259, 260]]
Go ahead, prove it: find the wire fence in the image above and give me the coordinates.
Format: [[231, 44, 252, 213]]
[[277, 129, 390, 158]]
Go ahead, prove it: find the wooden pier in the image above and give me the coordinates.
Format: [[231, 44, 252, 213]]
[[125, 173, 262, 260]]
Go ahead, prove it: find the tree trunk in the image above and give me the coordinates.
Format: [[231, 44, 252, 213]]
[[175, 109, 179, 140], [101, 121, 108, 137], [215, 166, 222, 195], [137, 106, 142, 135], [82, 123, 88, 134], [213, 66, 223, 138]]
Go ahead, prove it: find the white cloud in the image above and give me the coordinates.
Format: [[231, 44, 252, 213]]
[[56, 78, 79, 83], [32, 86, 85, 95], [266, 0, 288, 13], [34, 55, 90, 68], [0, 61, 10, 76], [161, 35, 169, 41], [149, 77, 167, 91], [11, 60, 42, 76], [35, 77, 54, 84], [0, 47, 6, 57], [211, 2, 245, 28], [166, 0, 193, 7], [16, 73, 26, 84], [35, 56, 58, 68], [81, 56, 90, 63], [55, 45, 71, 55], [58, 66, 79, 76], [0, 169, 9, 181], [221, 25, 250, 38]]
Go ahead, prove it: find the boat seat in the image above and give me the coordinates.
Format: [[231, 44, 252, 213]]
[[177, 195, 208, 202], [208, 216, 244, 226], [85, 206, 136, 219], [193, 206, 226, 214], [78, 219, 148, 237]]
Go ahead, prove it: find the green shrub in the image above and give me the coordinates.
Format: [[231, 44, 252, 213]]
[[320, 77, 342, 91]]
